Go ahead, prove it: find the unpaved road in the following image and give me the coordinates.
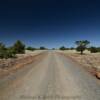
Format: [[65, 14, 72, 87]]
[[0, 51, 100, 100]]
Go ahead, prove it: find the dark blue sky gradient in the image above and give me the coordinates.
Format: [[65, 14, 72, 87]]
[[0, 0, 100, 48]]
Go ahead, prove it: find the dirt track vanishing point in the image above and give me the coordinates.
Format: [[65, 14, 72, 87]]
[[0, 50, 100, 100]]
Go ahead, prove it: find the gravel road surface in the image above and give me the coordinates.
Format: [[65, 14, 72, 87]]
[[0, 51, 100, 100]]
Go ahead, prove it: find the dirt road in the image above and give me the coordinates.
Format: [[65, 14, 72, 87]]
[[0, 51, 100, 100]]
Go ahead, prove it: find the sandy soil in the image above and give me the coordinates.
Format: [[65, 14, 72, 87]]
[[0, 50, 46, 78], [58, 50, 100, 76]]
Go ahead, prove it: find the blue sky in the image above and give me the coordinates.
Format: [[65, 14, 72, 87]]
[[0, 0, 100, 48]]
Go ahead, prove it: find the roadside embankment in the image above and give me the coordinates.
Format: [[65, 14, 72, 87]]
[[0, 50, 47, 78], [57, 50, 100, 79]]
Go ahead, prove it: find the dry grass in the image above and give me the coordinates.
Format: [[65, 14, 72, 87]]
[[0, 50, 44, 68], [0, 50, 45, 78], [0, 50, 43, 70], [59, 50, 100, 76]]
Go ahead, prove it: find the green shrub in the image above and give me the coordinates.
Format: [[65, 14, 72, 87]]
[[89, 47, 98, 53], [89, 47, 100, 53], [97, 47, 100, 52], [40, 46, 47, 50], [0, 43, 7, 58], [59, 46, 66, 50], [0, 40, 25, 59], [7, 47, 16, 58], [26, 46, 36, 51], [70, 47, 74, 50], [12, 40, 25, 54]]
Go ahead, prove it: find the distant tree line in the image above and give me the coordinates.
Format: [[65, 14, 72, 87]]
[[26, 46, 36, 51], [59, 46, 75, 50], [26, 46, 47, 51], [59, 40, 100, 55], [0, 40, 48, 59], [1, 39, 99, 59], [75, 40, 100, 54], [88, 47, 100, 53]]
